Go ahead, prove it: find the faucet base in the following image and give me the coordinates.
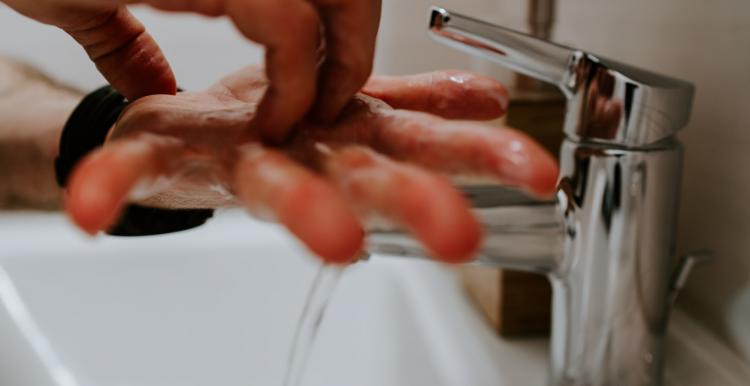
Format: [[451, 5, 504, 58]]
[[548, 139, 683, 386]]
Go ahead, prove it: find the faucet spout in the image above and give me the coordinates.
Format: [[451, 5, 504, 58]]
[[366, 186, 563, 273]]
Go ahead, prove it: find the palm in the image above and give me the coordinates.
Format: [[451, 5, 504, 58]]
[[67, 66, 559, 263]]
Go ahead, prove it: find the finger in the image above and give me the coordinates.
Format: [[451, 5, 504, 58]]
[[362, 71, 509, 120], [233, 144, 363, 264], [311, 0, 381, 122], [323, 146, 481, 263], [64, 7, 177, 100], [372, 111, 559, 198], [226, 0, 322, 143], [65, 134, 182, 235]]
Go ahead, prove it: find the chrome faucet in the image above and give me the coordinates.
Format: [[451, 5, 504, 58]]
[[366, 7, 708, 386]]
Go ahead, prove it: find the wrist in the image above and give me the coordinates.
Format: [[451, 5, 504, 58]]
[[0, 59, 82, 208]]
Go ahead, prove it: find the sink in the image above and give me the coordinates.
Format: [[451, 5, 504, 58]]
[[0, 211, 747, 386], [0, 211, 547, 386]]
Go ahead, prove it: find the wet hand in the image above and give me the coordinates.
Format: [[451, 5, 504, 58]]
[[64, 66, 559, 264]]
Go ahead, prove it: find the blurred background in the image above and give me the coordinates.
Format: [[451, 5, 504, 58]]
[[1, 0, 749, 384]]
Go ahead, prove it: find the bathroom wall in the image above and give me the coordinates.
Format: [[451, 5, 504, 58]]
[[0, 6, 265, 90], [1, 0, 749, 360]]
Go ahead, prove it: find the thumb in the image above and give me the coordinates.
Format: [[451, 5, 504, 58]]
[[64, 7, 176, 100]]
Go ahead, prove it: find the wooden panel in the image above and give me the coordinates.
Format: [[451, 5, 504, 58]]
[[461, 265, 501, 328], [497, 270, 552, 336]]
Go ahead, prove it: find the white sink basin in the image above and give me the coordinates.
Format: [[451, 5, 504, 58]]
[[0, 211, 547, 386], [1, 211, 747, 386]]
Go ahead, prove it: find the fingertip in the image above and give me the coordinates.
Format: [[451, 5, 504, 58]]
[[62, 138, 166, 236], [65, 194, 117, 237], [65, 164, 126, 235], [116, 38, 177, 99], [63, 194, 99, 236], [314, 223, 365, 265], [399, 177, 482, 263], [513, 134, 560, 198], [487, 130, 560, 198], [528, 150, 561, 199], [312, 61, 372, 124], [139, 58, 178, 97], [279, 181, 364, 264], [119, 64, 177, 100], [478, 75, 510, 118], [428, 210, 483, 264]]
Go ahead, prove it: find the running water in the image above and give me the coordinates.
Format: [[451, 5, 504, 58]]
[[282, 264, 344, 386]]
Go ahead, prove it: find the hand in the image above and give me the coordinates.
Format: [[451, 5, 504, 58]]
[[64, 66, 559, 264], [2, 0, 381, 141]]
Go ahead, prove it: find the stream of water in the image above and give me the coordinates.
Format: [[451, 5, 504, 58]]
[[282, 264, 344, 386]]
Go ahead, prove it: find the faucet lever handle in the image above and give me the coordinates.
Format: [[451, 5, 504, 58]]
[[429, 6, 695, 147], [430, 6, 572, 87]]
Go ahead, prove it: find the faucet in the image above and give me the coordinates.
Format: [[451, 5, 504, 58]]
[[366, 7, 709, 386]]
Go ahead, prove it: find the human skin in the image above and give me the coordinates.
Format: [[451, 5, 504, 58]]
[[66, 66, 559, 263], [1, 0, 382, 142], [0, 58, 81, 209], [0, 59, 558, 264]]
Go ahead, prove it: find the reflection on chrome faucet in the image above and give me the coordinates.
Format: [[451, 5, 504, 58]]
[[366, 7, 702, 386], [580, 69, 623, 139]]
